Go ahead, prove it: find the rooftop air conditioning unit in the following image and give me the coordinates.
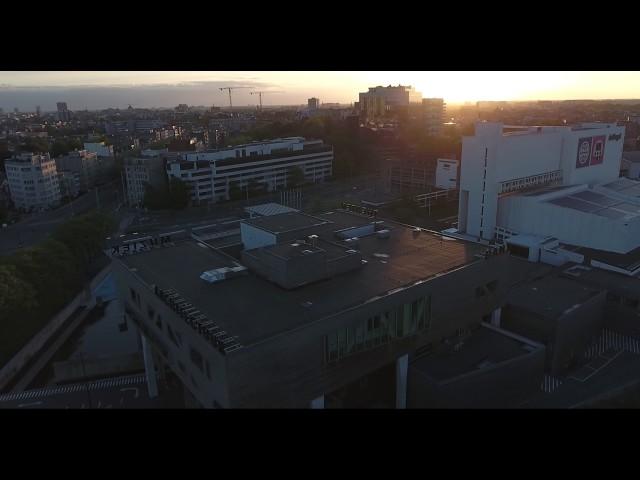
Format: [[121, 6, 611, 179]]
[[377, 229, 390, 239]]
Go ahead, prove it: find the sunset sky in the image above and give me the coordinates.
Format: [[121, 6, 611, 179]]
[[1, 71, 640, 110]]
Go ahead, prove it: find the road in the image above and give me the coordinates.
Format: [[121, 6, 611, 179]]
[[0, 181, 122, 256]]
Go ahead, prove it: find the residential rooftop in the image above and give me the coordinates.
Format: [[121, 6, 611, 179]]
[[118, 210, 487, 346]]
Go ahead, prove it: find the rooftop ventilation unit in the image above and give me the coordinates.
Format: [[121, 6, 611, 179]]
[[377, 229, 390, 239], [200, 265, 248, 283]]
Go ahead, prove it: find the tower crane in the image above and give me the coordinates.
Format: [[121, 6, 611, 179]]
[[250, 91, 285, 111], [219, 86, 251, 113]]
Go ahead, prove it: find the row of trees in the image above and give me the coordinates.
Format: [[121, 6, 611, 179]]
[[0, 211, 115, 366], [143, 177, 190, 210]]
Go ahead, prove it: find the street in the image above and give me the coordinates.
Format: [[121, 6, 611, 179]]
[[0, 181, 121, 256]]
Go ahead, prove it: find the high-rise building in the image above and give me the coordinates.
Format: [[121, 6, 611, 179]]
[[357, 85, 422, 122], [124, 151, 168, 207], [423, 98, 446, 136], [56, 102, 71, 122], [35, 105, 41, 116], [4, 153, 61, 211], [308, 98, 320, 110]]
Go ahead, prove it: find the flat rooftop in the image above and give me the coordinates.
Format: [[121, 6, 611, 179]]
[[410, 325, 542, 382], [242, 212, 329, 234], [119, 210, 486, 346], [507, 276, 602, 320], [546, 188, 640, 222]]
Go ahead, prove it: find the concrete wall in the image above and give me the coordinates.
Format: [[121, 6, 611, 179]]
[[407, 344, 545, 408], [225, 254, 512, 407], [502, 290, 606, 375], [112, 260, 231, 408], [0, 265, 112, 392], [240, 223, 276, 250]]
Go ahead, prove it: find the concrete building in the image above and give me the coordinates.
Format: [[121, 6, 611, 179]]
[[57, 170, 80, 198], [408, 322, 545, 408], [456, 122, 630, 252], [166, 137, 333, 204], [110, 209, 509, 408], [4, 153, 61, 211], [308, 98, 320, 110], [56, 102, 71, 122], [358, 85, 422, 122], [621, 151, 640, 180], [423, 98, 446, 136], [55, 150, 99, 192], [124, 153, 168, 207], [501, 274, 606, 375]]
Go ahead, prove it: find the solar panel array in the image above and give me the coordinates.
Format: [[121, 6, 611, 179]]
[[546, 188, 640, 221]]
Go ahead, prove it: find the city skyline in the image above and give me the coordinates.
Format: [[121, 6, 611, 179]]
[[2, 71, 640, 110]]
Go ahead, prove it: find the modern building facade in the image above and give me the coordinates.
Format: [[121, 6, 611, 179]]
[[110, 209, 510, 408], [358, 85, 422, 122], [124, 153, 168, 207], [308, 98, 320, 110], [457, 122, 629, 251], [55, 150, 99, 192], [4, 153, 61, 211], [166, 137, 333, 204], [423, 98, 446, 136]]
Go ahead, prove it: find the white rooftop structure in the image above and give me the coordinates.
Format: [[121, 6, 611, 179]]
[[245, 202, 300, 218]]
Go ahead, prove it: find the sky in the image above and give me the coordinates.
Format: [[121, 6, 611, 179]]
[[1, 71, 640, 111]]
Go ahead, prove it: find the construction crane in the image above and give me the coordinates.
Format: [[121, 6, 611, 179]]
[[250, 91, 285, 111], [219, 86, 251, 113]]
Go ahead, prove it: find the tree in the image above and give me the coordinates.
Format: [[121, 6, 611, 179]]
[[228, 181, 242, 201], [168, 177, 190, 209], [287, 166, 305, 187], [0, 264, 38, 318]]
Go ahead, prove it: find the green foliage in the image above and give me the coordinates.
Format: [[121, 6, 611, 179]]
[[17, 137, 50, 154], [228, 181, 242, 201], [0, 211, 115, 366], [143, 178, 190, 210], [287, 166, 305, 187], [50, 138, 83, 157]]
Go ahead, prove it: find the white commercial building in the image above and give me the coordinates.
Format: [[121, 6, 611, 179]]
[[166, 137, 333, 204], [456, 122, 640, 254], [4, 153, 61, 211]]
